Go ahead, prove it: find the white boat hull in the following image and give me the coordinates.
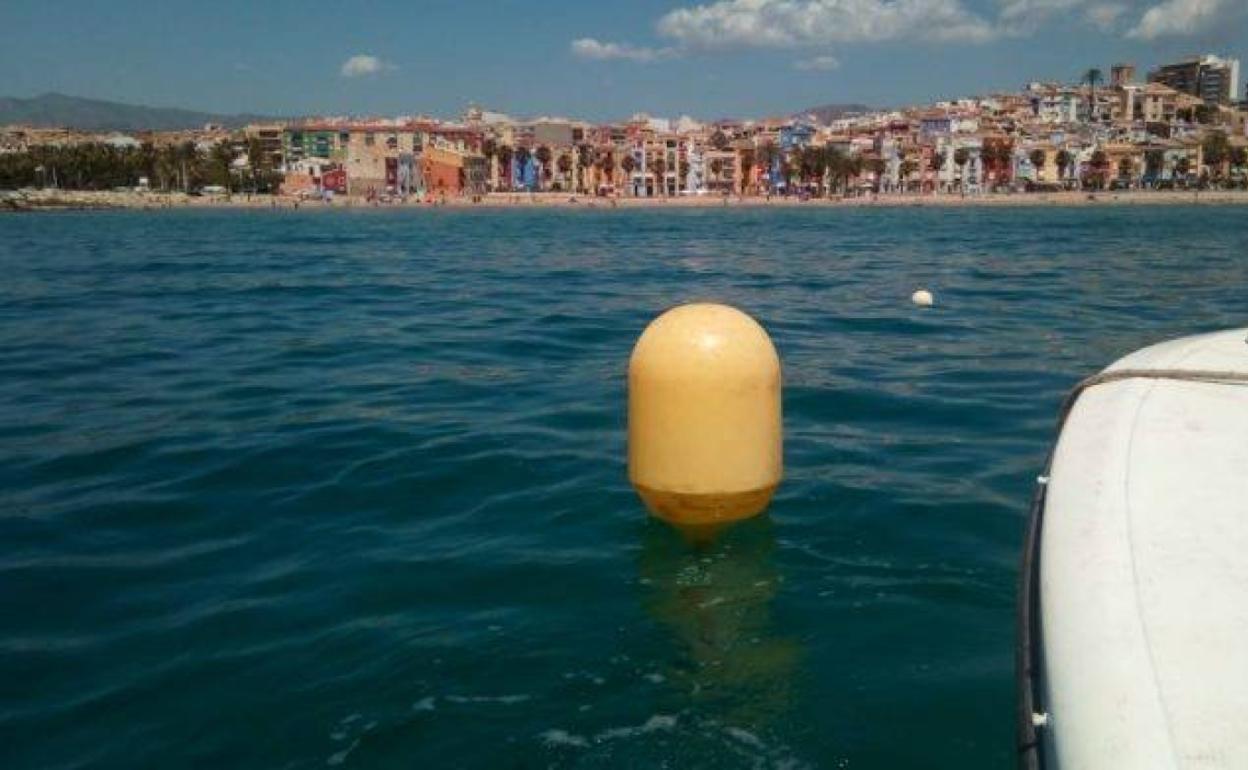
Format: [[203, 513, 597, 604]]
[[1020, 329, 1248, 769]]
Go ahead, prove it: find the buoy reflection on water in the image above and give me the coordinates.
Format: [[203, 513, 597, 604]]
[[638, 517, 802, 732]]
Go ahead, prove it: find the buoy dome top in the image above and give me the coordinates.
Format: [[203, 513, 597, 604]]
[[629, 303, 780, 381]]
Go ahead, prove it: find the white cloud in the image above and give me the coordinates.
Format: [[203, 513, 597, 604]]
[[655, 0, 996, 47], [996, 0, 1082, 33], [570, 38, 674, 62], [999, 0, 1239, 36], [794, 54, 842, 70], [1127, 0, 1228, 38], [570, 0, 1236, 62], [340, 54, 389, 78], [1084, 2, 1129, 29]]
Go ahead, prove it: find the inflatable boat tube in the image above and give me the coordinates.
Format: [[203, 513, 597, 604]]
[[1018, 329, 1248, 769]]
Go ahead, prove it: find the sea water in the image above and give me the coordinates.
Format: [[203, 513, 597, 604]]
[[2, 206, 1245, 768]]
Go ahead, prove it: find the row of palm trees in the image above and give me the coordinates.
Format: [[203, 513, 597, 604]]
[[1031, 143, 1248, 190], [1085, 147, 1248, 188], [776, 144, 990, 194], [479, 129, 1245, 195], [481, 137, 1022, 196], [482, 140, 640, 194], [0, 139, 281, 193], [771, 140, 1240, 194], [9, 132, 1241, 196], [482, 138, 758, 195], [1200, 132, 1248, 180], [476, 138, 944, 196]]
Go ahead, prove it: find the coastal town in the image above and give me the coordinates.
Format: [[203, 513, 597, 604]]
[[2, 53, 1246, 208]]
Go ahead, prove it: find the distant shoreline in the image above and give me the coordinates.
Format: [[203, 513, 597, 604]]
[[6, 188, 1248, 212]]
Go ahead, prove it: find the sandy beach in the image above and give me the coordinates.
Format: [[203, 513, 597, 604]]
[[6, 187, 1248, 212]]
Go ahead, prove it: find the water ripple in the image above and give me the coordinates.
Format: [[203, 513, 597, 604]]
[[1, 207, 1245, 769]]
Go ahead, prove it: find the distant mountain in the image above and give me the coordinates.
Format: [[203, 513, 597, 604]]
[[0, 93, 281, 132], [0, 92, 874, 132], [794, 103, 875, 124]]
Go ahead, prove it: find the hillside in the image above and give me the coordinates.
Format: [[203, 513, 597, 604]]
[[0, 93, 279, 131]]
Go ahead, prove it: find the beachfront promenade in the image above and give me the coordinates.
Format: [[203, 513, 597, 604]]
[[9, 187, 1248, 212]]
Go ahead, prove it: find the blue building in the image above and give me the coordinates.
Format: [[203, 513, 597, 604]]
[[779, 122, 816, 150]]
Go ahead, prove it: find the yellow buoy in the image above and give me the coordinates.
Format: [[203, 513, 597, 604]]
[[628, 303, 782, 526]]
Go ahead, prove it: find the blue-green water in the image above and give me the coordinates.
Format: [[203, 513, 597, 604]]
[[1, 206, 1245, 769]]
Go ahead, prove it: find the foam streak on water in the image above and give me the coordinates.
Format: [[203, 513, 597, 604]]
[[1, 207, 1245, 768]]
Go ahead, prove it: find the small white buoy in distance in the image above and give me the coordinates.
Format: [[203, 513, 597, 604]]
[[911, 289, 934, 308]]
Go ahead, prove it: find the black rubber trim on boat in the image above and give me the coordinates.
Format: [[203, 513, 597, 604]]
[[1016, 368, 1248, 769], [1016, 446, 1050, 770]]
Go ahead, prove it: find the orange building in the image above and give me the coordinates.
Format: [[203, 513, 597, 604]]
[[422, 144, 462, 195], [420, 143, 488, 196]]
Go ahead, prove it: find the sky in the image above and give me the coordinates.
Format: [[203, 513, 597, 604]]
[[2, 0, 1245, 121]]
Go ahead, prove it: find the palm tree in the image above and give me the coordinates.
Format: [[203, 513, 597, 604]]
[[791, 148, 807, 190], [1202, 131, 1231, 180], [481, 138, 497, 190], [927, 150, 945, 192], [899, 159, 918, 192], [987, 141, 1014, 185], [211, 141, 235, 194], [1144, 149, 1165, 183], [823, 149, 842, 194], [137, 141, 158, 187], [1175, 155, 1192, 181], [650, 153, 667, 196], [953, 147, 971, 191], [576, 144, 593, 193], [496, 144, 514, 190], [243, 138, 262, 191], [1118, 157, 1136, 185], [1055, 149, 1073, 186], [534, 146, 552, 189], [979, 143, 998, 186], [176, 141, 198, 192], [846, 154, 864, 193], [820, 146, 843, 194], [1231, 147, 1248, 181], [597, 149, 614, 187], [799, 146, 826, 194], [739, 149, 755, 195], [865, 157, 886, 192], [756, 141, 778, 191], [556, 153, 573, 190], [1083, 68, 1103, 122], [154, 144, 178, 191], [827, 148, 855, 194], [620, 153, 637, 193], [1089, 149, 1110, 189], [1029, 149, 1046, 182], [816, 146, 834, 195], [710, 129, 730, 151]]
